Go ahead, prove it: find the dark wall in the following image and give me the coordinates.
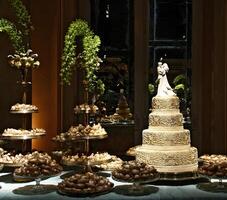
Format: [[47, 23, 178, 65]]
[[192, 0, 227, 155], [31, 0, 61, 152]]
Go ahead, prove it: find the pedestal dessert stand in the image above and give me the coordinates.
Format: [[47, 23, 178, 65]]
[[197, 175, 227, 193], [112, 175, 160, 196], [1, 68, 46, 153], [59, 134, 108, 173], [54, 80, 109, 173], [160, 171, 201, 181], [13, 173, 59, 195]]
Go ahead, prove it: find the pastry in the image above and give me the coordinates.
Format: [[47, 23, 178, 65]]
[[61, 152, 112, 166], [99, 156, 123, 171], [2, 128, 46, 137], [112, 160, 158, 181], [52, 123, 107, 142], [58, 172, 113, 195], [199, 154, 227, 177], [10, 103, 38, 112], [14, 151, 62, 177]]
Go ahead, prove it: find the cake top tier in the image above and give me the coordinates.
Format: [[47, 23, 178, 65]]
[[152, 96, 179, 110]]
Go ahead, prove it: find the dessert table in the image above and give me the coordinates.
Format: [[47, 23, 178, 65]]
[[0, 171, 227, 200]]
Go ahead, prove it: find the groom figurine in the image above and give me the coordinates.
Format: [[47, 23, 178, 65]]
[[157, 61, 176, 97]]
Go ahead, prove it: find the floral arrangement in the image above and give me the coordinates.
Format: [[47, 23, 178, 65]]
[[60, 19, 105, 95], [0, 0, 40, 69]]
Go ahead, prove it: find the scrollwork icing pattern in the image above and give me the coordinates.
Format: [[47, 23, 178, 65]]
[[137, 147, 197, 166], [149, 114, 183, 127], [152, 96, 179, 110], [143, 130, 190, 145], [137, 94, 198, 173]]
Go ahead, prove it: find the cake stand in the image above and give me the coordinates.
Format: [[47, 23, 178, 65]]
[[72, 134, 108, 153], [57, 185, 113, 197], [0, 162, 23, 168], [13, 173, 59, 195], [0, 133, 46, 153], [1, 67, 45, 153], [71, 134, 108, 172], [112, 174, 160, 196], [53, 133, 108, 172], [160, 171, 201, 181], [197, 175, 227, 193], [54, 79, 109, 172]]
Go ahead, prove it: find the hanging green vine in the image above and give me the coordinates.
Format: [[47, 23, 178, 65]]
[[0, 18, 25, 53], [8, 0, 32, 37], [0, 0, 31, 53], [60, 19, 105, 95]]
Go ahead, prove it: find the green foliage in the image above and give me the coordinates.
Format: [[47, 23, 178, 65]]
[[60, 19, 105, 95], [0, 18, 25, 53], [173, 74, 191, 106], [0, 0, 31, 53], [174, 83, 185, 91], [148, 79, 159, 96], [173, 74, 186, 86], [173, 74, 186, 97], [148, 83, 155, 95], [8, 0, 31, 37]]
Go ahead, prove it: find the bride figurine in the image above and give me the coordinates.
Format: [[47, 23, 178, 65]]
[[157, 61, 176, 96]]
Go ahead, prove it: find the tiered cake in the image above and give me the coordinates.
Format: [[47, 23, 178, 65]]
[[113, 89, 133, 121], [136, 62, 198, 173]]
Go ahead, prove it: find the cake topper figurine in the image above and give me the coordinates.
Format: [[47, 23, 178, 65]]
[[157, 60, 176, 96]]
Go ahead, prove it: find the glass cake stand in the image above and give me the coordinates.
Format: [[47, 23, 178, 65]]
[[0, 134, 46, 153], [160, 171, 201, 181], [57, 183, 114, 197], [10, 109, 38, 114], [197, 175, 227, 193], [0, 162, 23, 168], [13, 173, 60, 195], [112, 174, 160, 196], [57, 134, 108, 172], [61, 156, 112, 175]]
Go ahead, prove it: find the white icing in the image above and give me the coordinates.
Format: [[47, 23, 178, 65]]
[[143, 129, 190, 146], [140, 144, 190, 151]]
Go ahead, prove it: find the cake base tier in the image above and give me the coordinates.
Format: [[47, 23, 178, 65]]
[[136, 146, 198, 173], [143, 129, 190, 146]]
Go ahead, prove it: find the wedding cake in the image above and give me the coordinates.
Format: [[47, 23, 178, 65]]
[[136, 62, 198, 173]]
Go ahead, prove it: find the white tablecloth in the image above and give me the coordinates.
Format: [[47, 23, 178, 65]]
[[0, 171, 227, 200]]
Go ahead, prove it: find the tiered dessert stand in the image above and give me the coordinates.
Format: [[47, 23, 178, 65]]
[[1, 52, 46, 153], [53, 81, 109, 172]]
